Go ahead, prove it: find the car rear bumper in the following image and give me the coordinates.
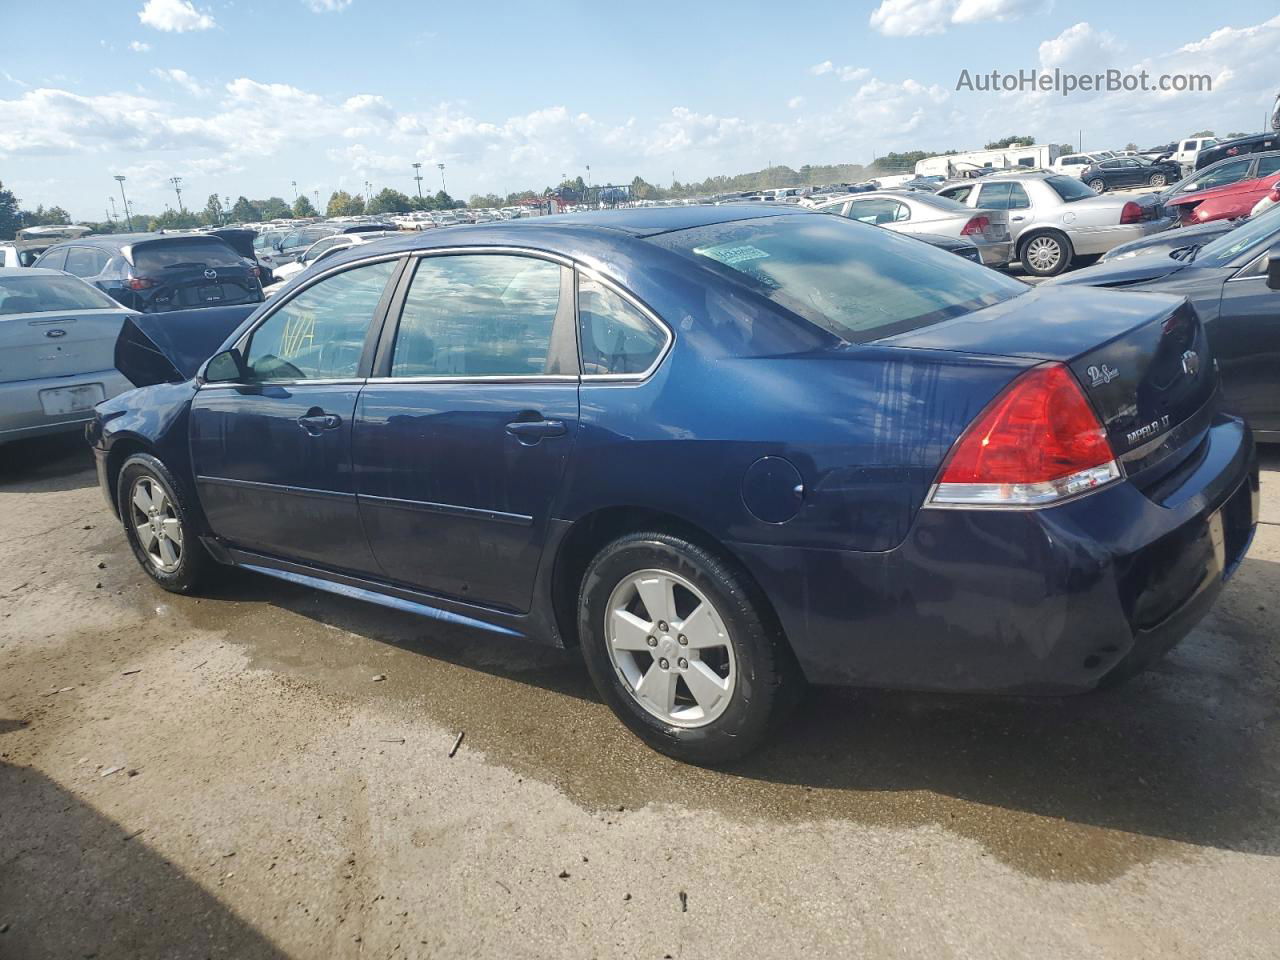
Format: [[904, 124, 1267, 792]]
[[729, 413, 1258, 694], [974, 240, 1012, 267], [1070, 217, 1177, 255], [0, 369, 134, 443]]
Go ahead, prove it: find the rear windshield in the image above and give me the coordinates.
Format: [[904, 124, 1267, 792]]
[[133, 238, 244, 271], [650, 214, 1027, 342], [1046, 175, 1097, 202], [0, 275, 119, 315], [910, 193, 974, 214]]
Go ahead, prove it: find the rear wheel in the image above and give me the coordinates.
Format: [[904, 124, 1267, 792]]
[[577, 531, 799, 764], [118, 454, 214, 594], [1088, 178, 1107, 193], [1020, 232, 1074, 277], [1148, 173, 1167, 187]]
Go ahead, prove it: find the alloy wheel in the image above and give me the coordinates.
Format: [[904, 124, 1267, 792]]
[[1150, 174, 1166, 186], [604, 568, 737, 728], [129, 476, 183, 573], [1089, 179, 1106, 193], [1024, 236, 1063, 273]]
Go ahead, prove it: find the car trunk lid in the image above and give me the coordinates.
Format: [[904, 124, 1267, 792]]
[[127, 237, 260, 310], [877, 285, 1218, 477], [0, 308, 133, 383], [115, 304, 260, 387]]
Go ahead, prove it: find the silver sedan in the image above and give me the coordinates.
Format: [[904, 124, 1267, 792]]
[[808, 191, 1012, 267], [935, 171, 1176, 277], [0, 268, 135, 444]]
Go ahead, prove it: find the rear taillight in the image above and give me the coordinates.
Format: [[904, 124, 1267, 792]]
[[249, 266, 261, 277], [1119, 201, 1144, 224], [125, 277, 156, 291], [1269, 185, 1280, 203], [928, 363, 1119, 508], [960, 216, 990, 236]]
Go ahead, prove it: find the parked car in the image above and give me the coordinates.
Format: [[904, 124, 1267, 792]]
[[1139, 142, 1177, 162], [1172, 136, 1219, 174], [1081, 156, 1182, 192], [1051, 152, 1109, 179], [1164, 171, 1280, 226], [936, 172, 1175, 277], [1195, 133, 1280, 171], [809, 190, 1011, 267], [1099, 218, 1240, 263], [1251, 182, 1280, 218], [0, 267, 136, 443], [1049, 202, 1280, 438], [90, 206, 1257, 762], [33, 232, 264, 313], [263, 230, 400, 296], [0, 225, 91, 269], [915, 233, 984, 262], [1161, 152, 1280, 205], [262, 222, 397, 270], [207, 227, 276, 287]]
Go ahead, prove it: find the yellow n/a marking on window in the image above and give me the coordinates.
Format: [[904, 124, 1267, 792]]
[[281, 310, 316, 358]]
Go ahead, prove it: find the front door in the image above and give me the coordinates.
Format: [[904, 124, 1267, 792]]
[[353, 252, 579, 612], [191, 257, 401, 572]]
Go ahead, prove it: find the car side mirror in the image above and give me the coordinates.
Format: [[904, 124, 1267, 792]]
[[1268, 246, 1280, 291], [204, 349, 246, 383]]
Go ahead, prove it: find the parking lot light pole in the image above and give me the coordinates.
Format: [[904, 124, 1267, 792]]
[[113, 176, 134, 232], [437, 163, 446, 195], [412, 162, 424, 199], [291, 180, 298, 202], [169, 176, 185, 214]]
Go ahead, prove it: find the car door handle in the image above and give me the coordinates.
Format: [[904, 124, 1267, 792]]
[[1011, 216, 1026, 221], [297, 411, 342, 435], [506, 419, 567, 444]]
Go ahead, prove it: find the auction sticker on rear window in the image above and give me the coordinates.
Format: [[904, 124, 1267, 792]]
[[693, 243, 771, 267]]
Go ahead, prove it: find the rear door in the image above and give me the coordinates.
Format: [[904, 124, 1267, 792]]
[[1216, 256, 1280, 434], [353, 251, 580, 611], [190, 256, 403, 573]]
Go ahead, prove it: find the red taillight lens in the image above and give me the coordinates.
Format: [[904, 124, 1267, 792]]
[[249, 266, 261, 277], [1269, 185, 1280, 202], [960, 215, 989, 236], [125, 277, 155, 291], [1119, 201, 1144, 224], [930, 363, 1119, 507]]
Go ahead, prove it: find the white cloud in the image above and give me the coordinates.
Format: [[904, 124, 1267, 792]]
[[787, 96, 805, 109], [151, 68, 206, 97], [869, 0, 1044, 36], [1037, 22, 1120, 71], [809, 62, 870, 82], [138, 0, 215, 32], [129, 40, 151, 53], [808, 60, 833, 76], [304, 0, 353, 9]]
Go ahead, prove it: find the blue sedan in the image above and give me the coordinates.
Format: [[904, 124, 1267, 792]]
[[89, 206, 1259, 763]]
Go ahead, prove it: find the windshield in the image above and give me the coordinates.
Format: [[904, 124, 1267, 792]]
[[650, 214, 1027, 343], [133, 238, 244, 271], [1195, 204, 1280, 266], [0, 274, 120, 315], [1046, 175, 1097, 202]]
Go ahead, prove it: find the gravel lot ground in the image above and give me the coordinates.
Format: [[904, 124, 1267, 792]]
[[1, 433, 1278, 959]]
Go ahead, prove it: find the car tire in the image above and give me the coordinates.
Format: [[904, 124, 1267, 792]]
[[1148, 173, 1167, 187], [577, 531, 801, 765], [117, 453, 215, 594], [1088, 178, 1107, 193], [1020, 232, 1074, 277]]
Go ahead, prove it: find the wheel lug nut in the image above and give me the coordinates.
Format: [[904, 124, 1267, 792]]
[[678, 635, 688, 645], [677, 658, 688, 669], [658, 658, 669, 670], [657, 621, 668, 632], [646, 636, 657, 647]]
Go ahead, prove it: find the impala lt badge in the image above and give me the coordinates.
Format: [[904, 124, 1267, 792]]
[[1127, 414, 1171, 447], [1087, 363, 1119, 387], [1181, 349, 1200, 376]]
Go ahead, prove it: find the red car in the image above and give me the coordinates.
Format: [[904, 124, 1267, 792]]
[[1165, 171, 1280, 225]]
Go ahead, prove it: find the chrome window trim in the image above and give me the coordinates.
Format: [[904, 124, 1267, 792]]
[[364, 374, 580, 385], [574, 265, 674, 383], [1226, 250, 1270, 281]]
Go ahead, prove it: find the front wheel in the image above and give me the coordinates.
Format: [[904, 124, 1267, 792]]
[[1020, 232, 1074, 277], [1088, 178, 1107, 193], [118, 453, 214, 594], [577, 532, 800, 764], [1148, 173, 1167, 187]]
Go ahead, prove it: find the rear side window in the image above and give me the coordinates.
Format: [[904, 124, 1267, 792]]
[[578, 276, 667, 376], [652, 214, 1026, 343], [1256, 156, 1280, 178], [133, 238, 243, 272], [64, 246, 108, 277], [390, 255, 561, 378], [244, 259, 396, 381]]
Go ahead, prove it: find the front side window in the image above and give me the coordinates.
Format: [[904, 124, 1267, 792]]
[[578, 276, 666, 375], [1255, 156, 1280, 178], [390, 255, 561, 378], [244, 259, 396, 381], [1190, 159, 1251, 192]]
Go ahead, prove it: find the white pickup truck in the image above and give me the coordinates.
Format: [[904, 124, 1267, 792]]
[[1171, 137, 1219, 176]]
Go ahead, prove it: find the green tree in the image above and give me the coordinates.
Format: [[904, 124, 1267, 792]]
[[1189, 129, 1216, 138], [16, 204, 72, 227], [1225, 131, 1249, 138], [1054, 142, 1077, 155], [149, 209, 202, 230], [293, 195, 318, 218], [368, 188, 412, 215], [433, 190, 457, 209], [230, 196, 260, 223], [326, 190, 366, 216], [0, 181, 20, 240], [203, 193, 224, 225], [258, 197, 292, 220], [466, 193, 503, 210], [984, 135, 1036, 149]]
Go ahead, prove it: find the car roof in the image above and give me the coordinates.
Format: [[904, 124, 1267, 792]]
[[42, 232, 234, 251]]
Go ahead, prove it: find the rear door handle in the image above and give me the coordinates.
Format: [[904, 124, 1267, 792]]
[[297, 411, 342, 435], [506, 419, 567, 444]]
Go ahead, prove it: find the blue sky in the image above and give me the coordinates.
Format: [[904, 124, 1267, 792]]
[[3, 0, 1279, 219]]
